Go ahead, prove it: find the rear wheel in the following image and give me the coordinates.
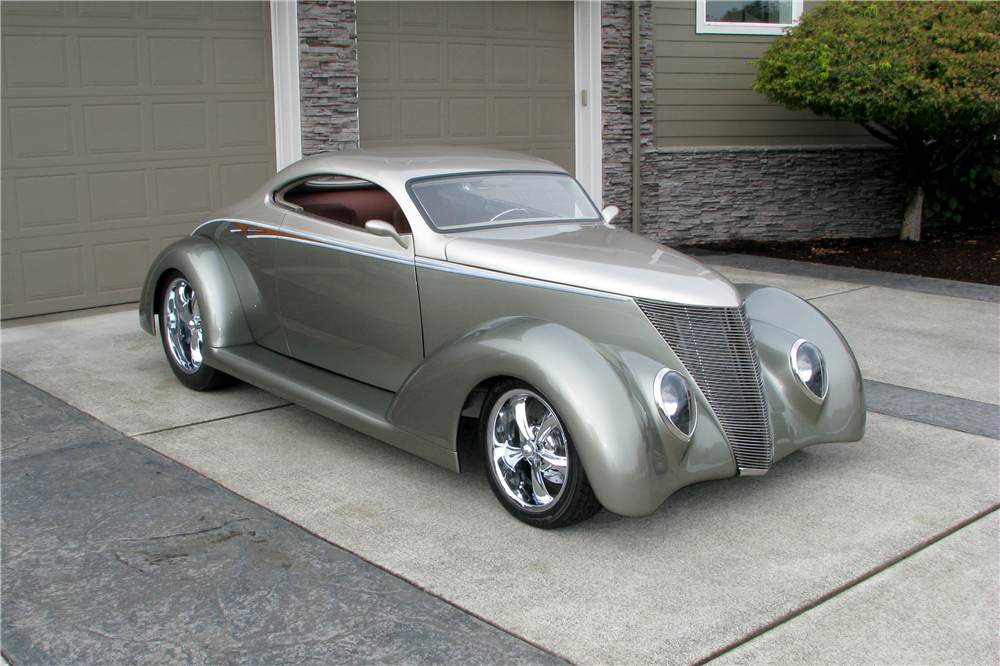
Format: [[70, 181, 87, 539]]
[[159, 272, 236, 391], [481, 380, 602, 528]]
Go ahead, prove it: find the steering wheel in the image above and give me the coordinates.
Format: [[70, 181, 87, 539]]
[[489, 207, 531, 222]]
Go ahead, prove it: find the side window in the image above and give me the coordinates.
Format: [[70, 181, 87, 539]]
[[696, 0, 803, 35], [276, 176, 411, 235]]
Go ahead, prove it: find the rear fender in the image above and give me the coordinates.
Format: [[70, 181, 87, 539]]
[[139, 236, 252, 349], [387, 317, 659, 516]]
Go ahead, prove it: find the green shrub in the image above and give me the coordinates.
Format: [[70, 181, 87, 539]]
[[753, 1, 1000, 240]]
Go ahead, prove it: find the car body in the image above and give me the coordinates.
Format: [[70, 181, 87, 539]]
[[140, 147, 865, 528]]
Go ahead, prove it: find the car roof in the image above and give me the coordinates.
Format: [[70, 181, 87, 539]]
[[269, 146, 570, 191]]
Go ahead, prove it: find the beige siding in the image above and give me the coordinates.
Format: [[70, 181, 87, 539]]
[[653, 1, 877, 147], [1, 1, 276, 319], [356, 1, 575, 173]]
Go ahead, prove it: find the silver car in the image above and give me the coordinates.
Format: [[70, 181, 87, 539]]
[[140, 147, 865, 528]]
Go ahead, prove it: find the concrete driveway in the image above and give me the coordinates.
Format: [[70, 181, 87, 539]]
[[2, 257, 998, 665]]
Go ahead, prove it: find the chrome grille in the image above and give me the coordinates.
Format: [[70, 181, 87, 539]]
[[636, 299, 772, 472]]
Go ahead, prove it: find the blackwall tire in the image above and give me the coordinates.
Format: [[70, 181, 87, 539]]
[[158, 271, 237, 392], [481, 379, 602, 528]]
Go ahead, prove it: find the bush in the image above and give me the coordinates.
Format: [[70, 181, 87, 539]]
[[753, 1, 1000, 240], [924, 135, 1000, 228]]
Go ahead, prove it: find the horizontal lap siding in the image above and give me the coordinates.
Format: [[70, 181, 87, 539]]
[[653, 1, 876, 148]]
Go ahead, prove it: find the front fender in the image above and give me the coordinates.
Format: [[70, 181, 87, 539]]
[[139, 236, 253, 350], [739, 285, 866, 461], [387, 317, 660, 516]]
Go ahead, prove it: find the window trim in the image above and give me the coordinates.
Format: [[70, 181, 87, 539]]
[[695, 0, 803, 36]]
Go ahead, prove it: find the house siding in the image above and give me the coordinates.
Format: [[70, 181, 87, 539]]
[[602, 1, 908, 244], [653, 1, 876, 148], [601, 0, 659, 228]]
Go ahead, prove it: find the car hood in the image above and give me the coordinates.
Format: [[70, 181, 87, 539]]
[[441, 224, 743, 307]]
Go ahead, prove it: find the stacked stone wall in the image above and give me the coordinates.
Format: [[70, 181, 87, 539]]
[[601, 1, 658, 228], [298, 1, 360, 155], [650, 146, 907, 243], [600, 1, 908, 242]]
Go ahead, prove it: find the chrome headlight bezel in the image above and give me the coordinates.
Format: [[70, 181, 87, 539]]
[[654, 368, 697, 441], [790, 338, 828, 404]]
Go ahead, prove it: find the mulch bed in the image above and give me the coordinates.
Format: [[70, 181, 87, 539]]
[[676, 229, 1000, 286]]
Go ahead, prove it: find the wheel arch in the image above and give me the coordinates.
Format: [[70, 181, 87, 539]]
[[139, 235, 253, 349], [387, 317, 661, 516]]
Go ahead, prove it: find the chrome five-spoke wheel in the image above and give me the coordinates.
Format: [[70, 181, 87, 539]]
[[158, 271, 236, 392], [481, 380, 602, 528], [163, 277, 203, 374]]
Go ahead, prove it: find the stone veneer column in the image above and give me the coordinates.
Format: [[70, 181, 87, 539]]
[[297, 1, 361, 155], [601, 1, 658, 230]]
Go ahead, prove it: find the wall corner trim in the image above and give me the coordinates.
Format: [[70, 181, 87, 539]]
[[574, 0, 603, 206], [271, 0, 303, 171]]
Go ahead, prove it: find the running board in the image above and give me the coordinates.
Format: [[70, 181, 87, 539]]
[[205, 344, 459, 471]]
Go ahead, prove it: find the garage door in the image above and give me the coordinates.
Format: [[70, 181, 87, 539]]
[[356, 1, 575, 173], [1, 1, 276, 319]]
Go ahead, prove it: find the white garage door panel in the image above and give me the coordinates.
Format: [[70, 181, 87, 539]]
[[1, 1, 276, 319], [357, 1, 575, 174]]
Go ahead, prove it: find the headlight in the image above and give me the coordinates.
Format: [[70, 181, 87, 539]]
[[791, 339, 828, 403], [654, 368, 697, 441]]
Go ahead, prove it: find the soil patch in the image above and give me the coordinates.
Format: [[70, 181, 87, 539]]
[[677, 229, 999, 286]]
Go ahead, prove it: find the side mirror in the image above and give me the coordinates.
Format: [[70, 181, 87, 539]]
[[365, 220, 409, 249], [601, 205, 620, 225]]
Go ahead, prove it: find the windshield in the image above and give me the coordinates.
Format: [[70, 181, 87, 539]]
[[408, 172, 603, 231]]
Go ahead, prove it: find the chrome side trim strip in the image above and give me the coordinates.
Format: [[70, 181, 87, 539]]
[[277, 235, 414, 266], [192, 217, 261, 236], [415, 257, 631, 302], [199, 218, 414, 267], [199, 219, 628, 299]]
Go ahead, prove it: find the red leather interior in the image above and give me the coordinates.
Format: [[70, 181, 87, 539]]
[[286, 188, 411, 234]]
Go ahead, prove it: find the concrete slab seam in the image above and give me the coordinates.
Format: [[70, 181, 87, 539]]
[[131, 402, 295, 438], [700, 253, 1000, 303], [864, 379, 1000, 440], [693, 504, 1000, 666], [804, 284, 873, 301]]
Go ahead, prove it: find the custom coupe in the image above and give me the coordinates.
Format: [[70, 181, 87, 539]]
[[140, 148, 865, 528]]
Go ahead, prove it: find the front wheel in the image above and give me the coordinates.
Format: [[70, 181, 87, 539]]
[[481, 380, 602, 528], [159, 272, 236, 391]]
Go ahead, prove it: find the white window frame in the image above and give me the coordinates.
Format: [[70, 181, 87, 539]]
[[695, 0, 803, 36]]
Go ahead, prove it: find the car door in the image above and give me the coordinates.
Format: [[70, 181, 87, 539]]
[[274, 202, 423, 393]]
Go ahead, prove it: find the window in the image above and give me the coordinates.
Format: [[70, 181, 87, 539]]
[[408, 172, 602, 232], [696, 0, 803, 36], [276, 175, 411, 234]]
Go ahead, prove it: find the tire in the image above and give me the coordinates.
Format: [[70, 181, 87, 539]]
[[158, 271, 237, 391], [481, 379, 602, 528]]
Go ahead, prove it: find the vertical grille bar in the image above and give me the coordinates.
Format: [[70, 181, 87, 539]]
[[636, 299, 773, 472]]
